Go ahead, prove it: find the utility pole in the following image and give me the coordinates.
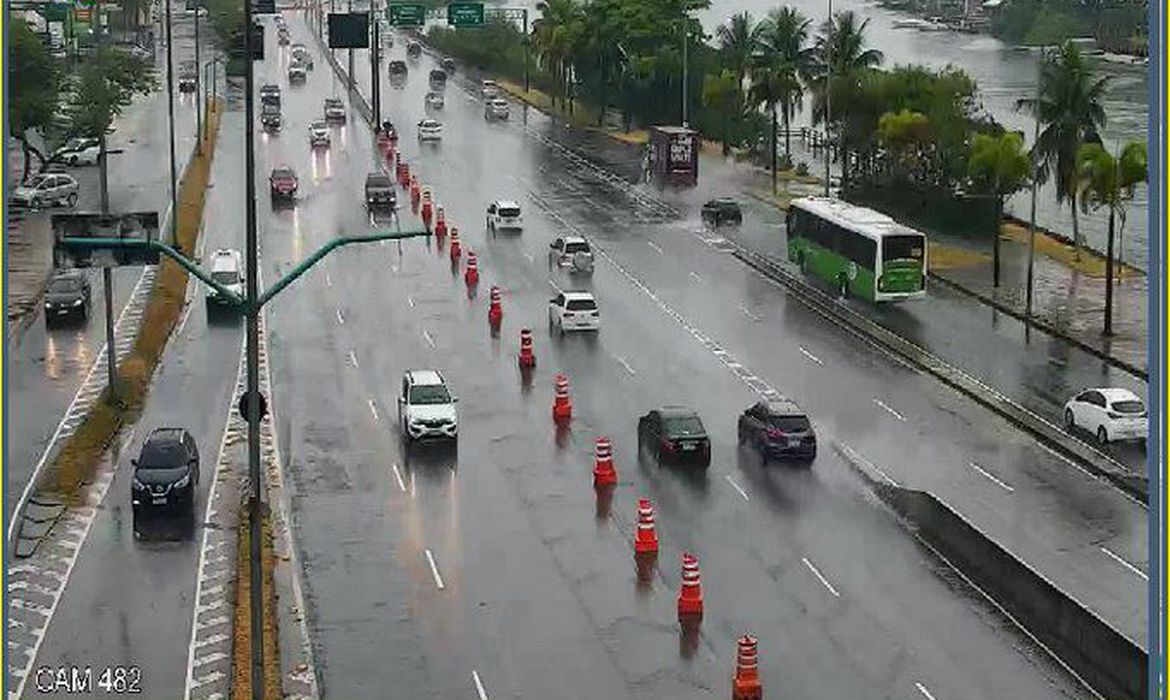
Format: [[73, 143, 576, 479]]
[[99, 137, 116, 397], [242, 0, 264, 697], [347, 0, 354, 89], [1024, 51, 1042, 321], [371, 0, 381, 125], [195, 1, 202, 155], [680, 16, 688, 127], [165, 0, 179, 244], [522, 8, 529, 93], [823, 0, 832, 198]]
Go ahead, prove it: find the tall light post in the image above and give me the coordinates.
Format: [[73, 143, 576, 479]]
[[195, 2, 203, 154], [681, 15, 688, 127], [165, 0, 179, 244], [1024, 49, 1044, 321], [823, 0, 832, 198]]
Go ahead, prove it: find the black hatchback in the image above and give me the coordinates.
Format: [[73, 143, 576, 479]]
[[638, 407, 711, 467], [131, 428, 201, 520], [738, 398, 816, 463], [701, 198, 743, 226], [44, 271, 91, 325]]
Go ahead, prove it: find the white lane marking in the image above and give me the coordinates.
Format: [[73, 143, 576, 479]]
[[834, 442, 901, 487], [689, 271, 703, 282], [325, 272, 332, 287], [407, 295, 415, 308], [968, 462, 1014, 492], [801, 556, 840, 598], [799, 347, 823, 365], [336, 308, 345, 325], [916, 682, 938, 700], [724, 474, 750, 502], [1100, 546, 1149, 581], [348, 350, 359, 368], [523, 251, 534, 264], [614, 355, 636, 376], [647, 240, 664, 254], [175, 300, 195, 337], [410, 472, 417, 500], [739, 305, 761, 322], [547, 278, 561, 293], [367, 399, 380, 422], [424, 549, 445, 590], [873, 398, 906, 422], [391, 463, 407, 493], [1037, 443, 1095, 479], [422, 329, 436, 348], [471, 670, 489, 700]]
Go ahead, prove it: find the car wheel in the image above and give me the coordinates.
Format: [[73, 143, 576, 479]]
[[1064, 409, 1075, 431], [558, 319, 565, 337], [838, 276, 849, 299], [69, 156, 79, 166], [805, 446, 817, 464], [737, 421, 747, 444], [31, 196, 43, 210], [797, 252, 807, 274], [1097, 426, 1109, 445], [66, 192, 78, 207]]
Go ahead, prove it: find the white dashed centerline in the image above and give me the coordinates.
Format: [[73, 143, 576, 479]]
[[647, 240, 664, 255], [689, 271, 703, 283], [916, 682, 938, 700], [873, 398, 906, 422], [422, 329, 436, 348], [335, 308, 345, 325], [724, 474, 750, 502], [739, 305, 761, 322], [471, 670, 489, 700], [391, 463, 407, 493], [613, 355, 636, 376], [523, 251, 534, 264], [348, 350, 359, 368], [799, 347, 823, 365], [1100, 546, 1148, 581], [425, 549, 446, 590], [802, 556, 840, 598], [968, 462, 1014, 492], [325, 272, 332, 287], [407, 295, 415, 308], [367, 399, 379, 422]]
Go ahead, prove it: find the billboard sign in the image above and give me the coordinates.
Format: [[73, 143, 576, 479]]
[[52, 212, 161, 268], [328, 12, 370, 48]]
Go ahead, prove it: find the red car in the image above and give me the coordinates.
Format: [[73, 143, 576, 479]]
[[269, 166, 298, 203]]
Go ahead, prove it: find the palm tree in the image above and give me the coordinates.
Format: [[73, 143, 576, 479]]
[[716, 11, 758, 93], [1077, 140, 1146, 335], [968, 131, 1032, 288], [755, 7, 813, 166], [533, 0, 582, 108], [1016, 42, 1109, 260], [702, 69, 739, 156]]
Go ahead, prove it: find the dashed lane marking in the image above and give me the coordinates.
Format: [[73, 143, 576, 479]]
[[802, 556, 840, 598], [348, 350, 359, 368], [391, 463, 407, 493], [689, 271, 703, 282], [916, 682, 938, 700], [799, 347, 824, 365], [873, 398, 906, 422], [613, 355, 636, 377], [647, 240, 664, 255], [335, 308, 345, 325], [407, 295, 415, 308], [739, 305, 761, 322], [424, 549, 445, 590], [422, 329, 436, 348], [325, 272, 332, 287], [968, 462, 1014, 492], [471, 670, 489, 700], [368, 399, 380, 422], [724, 475, 750, 502], [1100, 546, 1149, 581]]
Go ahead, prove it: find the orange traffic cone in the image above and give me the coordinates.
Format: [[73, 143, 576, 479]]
[[449, 227, 462, 261], [421, 190, 433, 229], [488, 286, 503, 327], [592, 436, 617, 486], [434, 207, 447, 237], [634, 498, 658, 554], [552, 374, 572, 423], [518, 328, 536, 368], [732, 635, 762, 700], [595, 483, 614, 521], [464, 251, 479, 287], [677, 552, 703, 618], [400, 162, 411, 187]]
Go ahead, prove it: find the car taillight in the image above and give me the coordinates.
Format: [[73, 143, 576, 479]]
[[767, 427, 783, 439], [660, 440, 675, 453], [699, 440, 709, 452], [1107, 412, 1123, 419]]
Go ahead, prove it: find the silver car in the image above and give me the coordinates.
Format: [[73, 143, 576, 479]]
[[10, 173, 79, 209]]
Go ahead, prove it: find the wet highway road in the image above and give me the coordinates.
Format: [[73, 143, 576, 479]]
[[6, 20, 204, 520], [250, 14, 1125, 698], [18, 106, 246, 700]]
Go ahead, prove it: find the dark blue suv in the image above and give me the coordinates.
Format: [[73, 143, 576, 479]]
[[131, 428, 200, 523]]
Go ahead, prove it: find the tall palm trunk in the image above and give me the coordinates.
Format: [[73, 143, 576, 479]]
[[781, 98, 791, 164], [1070, 190, 1082, 261], [1104, 206, 1115, 335], [770, 105, 778, 194]]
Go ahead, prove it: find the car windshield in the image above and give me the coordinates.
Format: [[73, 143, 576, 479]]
[[138, 441, 186, 469], [566, 299, 596, 311], [311, 122, 327, 131], [564, 241, 590, 254], [273, 169, 294, 180], [768, 415, 811, 432], [1111, 400, 1146, 415], [367, 175, 392, 188], [26, 176, 49, 188], [663, 415, 704, 435], [49, 276, 83, 293], [212, 270, 239, 285], [409, 384, 450, 405], [499, 207, 520, 217]]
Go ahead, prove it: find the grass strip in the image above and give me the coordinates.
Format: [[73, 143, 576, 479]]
[[231, 507, 282, 700], [39, 99, 222, 503]]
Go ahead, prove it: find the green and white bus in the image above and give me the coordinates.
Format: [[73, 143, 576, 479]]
[[786, 197, 927, 302]]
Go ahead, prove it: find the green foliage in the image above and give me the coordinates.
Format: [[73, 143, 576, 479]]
[[989, 0, 1144, 54], [69, 47, 157, 139], [208, 0, 244, 52], [1077, 141, 1146, 222], [10, 22, 60, 137], [1021, 8, 1089, 46], [428, 19, 527, 81], [968, 131, 1031, 198]]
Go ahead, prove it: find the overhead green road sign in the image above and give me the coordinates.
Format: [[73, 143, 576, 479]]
[[388, 3, 425, 26], [447, 2, 484, 27]]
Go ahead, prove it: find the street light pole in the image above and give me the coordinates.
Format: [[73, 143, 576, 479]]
[[371, 0, 381, 126], [165, 0, 179, 244], [1024, 52, 1042, 321], [523, 9, 530, 93], [823, 0, 832, 198], [195, 3, 203, 155], [680, 16, 688, 127], [347, 0, 354, 90]]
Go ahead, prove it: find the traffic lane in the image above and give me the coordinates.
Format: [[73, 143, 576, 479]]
[[553, 201, 1148, 643]]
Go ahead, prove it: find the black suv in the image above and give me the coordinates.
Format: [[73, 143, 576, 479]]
[[738, 398, 816, 463], [441, 57, 456, 73], [131, 428, 201, 521], [701, 198, 743, 226], [638, 407, 711, 467], [365, 172, 397, 211], [44, 271, 92, 325], [388, 60, 408, 76]]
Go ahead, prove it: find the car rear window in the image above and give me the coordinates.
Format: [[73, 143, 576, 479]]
[[566, 299, 597, 311], [409, 384, 450, 405], [663, 415, 704, 436], [769, 415, 811, 432], [212, 270, 239, 285], [1111, 400, 1146, 415], [564, 241, 590, 254], [499, 207, 520, 217]]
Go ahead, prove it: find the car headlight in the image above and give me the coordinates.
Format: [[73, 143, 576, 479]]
[[72, 299, 83, 307], [174, 474, 191, 489], [132, 477, 147, 490]]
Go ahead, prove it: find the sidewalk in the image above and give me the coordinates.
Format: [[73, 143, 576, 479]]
[[5, 209, 53, 328]]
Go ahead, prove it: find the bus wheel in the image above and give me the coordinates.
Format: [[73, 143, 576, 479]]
[[837, 277, 849, 299], [796, 253, 807, 274]]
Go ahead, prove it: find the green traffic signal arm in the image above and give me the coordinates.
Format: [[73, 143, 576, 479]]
[[61, 228, 432, 313]]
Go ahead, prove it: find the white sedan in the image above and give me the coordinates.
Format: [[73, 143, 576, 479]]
[[1063, 387, 1147, 445], [52, 139, 101, 166], [417, 118, 443, 142]]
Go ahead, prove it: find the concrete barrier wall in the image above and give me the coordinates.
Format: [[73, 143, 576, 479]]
[[878, 484, 1147, 700]]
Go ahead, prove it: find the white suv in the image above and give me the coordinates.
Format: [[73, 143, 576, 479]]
[[486, 200, 522, 231], [206, 248, 244, 308], [398, 369, 458, 441], [1063, 387, 1147, 445], [548, 291, 600, 335]]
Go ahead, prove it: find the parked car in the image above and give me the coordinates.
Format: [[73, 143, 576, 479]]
[[131, 427, 201, 524], [1064, 388, 1148, 445], [397, 369, 458, 442], [10, 173, 79, 209], [484, 98, 509, 121], [486, 200, 522, 231], [737, 398, 817, 462], [417, 118, 442, 141], [365, 172, 397, 211], [548, 290, 600, 335], [51, 138, 101, 166], [206, 248, 244, 311], [638, 407, 711, 467], [323, 97, 346, 123], [309, 120, 330, 148], [701, 198, 743, 226], [269, 166, 299, 202], [43, 271, 92, 324], [548, 236, 594, 273]]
